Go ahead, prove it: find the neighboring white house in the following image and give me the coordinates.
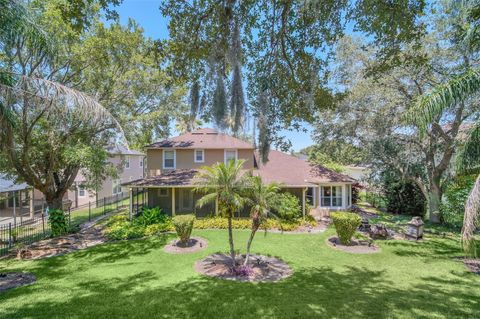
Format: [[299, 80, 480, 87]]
[[69, 145, 145, 208], [343, 165, 370, 184]]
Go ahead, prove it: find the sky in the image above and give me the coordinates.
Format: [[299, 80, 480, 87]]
[[111, 0, 315, 152]]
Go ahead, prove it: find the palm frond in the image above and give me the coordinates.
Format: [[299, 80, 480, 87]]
[[0, 74, 125, 138], [462, 175, 480, 256], [457, 121, 480, 174], [0, 0, 53, 58], [196, 192, 217, 208], [405, 68, 480, 133]]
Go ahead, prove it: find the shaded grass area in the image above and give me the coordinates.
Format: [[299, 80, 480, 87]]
[[0, 228, 479, 318]]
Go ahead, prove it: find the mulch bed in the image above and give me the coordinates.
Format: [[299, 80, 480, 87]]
[[461, 258, 480, 274], [194, 253, 293, 282], [326, 236, 380, 254], [163, 237, 208, 254], [15, 223, 107, 260], [0, 272, 36, 293]]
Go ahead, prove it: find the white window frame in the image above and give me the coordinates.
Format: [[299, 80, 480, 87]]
[[112, 179, 122, 195], [163, 149, 176, 169], [158, 189, 169, 197], [78, 185, 86, 198], [320, 185, 343, 208], [124, 156, 130, 169], [194, 149, 205, 163], [224, 149, 238, 164]]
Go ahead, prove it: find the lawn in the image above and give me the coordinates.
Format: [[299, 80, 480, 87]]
[[0, 226, 479, 318]]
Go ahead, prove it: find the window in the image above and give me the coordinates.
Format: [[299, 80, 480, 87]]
[[163, 150, 176, 169], [158, 189, 169, 197], [224, 149, 237, 164], [180, 189, 193, 210], [79, 185, 86, 197], [140, 158, 143, 167], [194, 149, 204, 163], [124, 156, 130, 169], [112, 180, 122, 195], [346, 184, 351, 207], [321, 186, 343, 207]]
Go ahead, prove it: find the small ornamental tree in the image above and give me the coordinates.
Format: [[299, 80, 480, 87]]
[[173, 214, 195, 245], [331, 212, 362, 245], [194, 160, 250, 266]]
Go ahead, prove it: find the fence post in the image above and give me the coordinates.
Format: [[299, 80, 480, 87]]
[[42, 213, 45, 235], [68, 208, 71, 227], [88, 201, 91, 221], [8, 223, 12, 248], [103, 197, 106, 215], [116, 193, 119, 211]]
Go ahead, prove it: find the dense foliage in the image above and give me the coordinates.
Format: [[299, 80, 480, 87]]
[[48, 209, 68, 237], [172, 214, 195, 244], [104, 211, 173, 240], [441, 175, 476, 228], [268, 192, 302, 221], [331, 212, 362, 245], [383, 174, 426, 217]]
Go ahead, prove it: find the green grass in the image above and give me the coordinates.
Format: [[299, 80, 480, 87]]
[[1, 227, 479, 318]]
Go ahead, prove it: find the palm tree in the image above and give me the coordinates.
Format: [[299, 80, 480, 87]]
[[407, 68, 480, 255], [243, 176, 280, 265], [194, 159, 250, 265]]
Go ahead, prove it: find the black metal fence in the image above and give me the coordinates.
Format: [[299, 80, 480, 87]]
[[0, 191, 135, 257]]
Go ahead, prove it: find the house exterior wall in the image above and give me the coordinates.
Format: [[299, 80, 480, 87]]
[[147, 148, 254, 176], [72, 154, 145, 208]]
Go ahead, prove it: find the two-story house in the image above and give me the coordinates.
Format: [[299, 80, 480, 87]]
[[69, 145, 145, 208], [124, 128, 355, 217]]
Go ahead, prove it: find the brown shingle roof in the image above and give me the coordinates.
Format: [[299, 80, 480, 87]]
[[123, 150, 354, 188], [123, 169, 198, 187], [146, 128, 255, 149], [253, 150, 355, 186]]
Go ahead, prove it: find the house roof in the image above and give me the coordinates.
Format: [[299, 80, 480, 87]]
[[123, 150, 354, 188], [0, 174, 29, 193], [145, 128, 255, 150], [106, 144, 145, 156], [123, 169, 199, 187], [254, 150, 355, 185]]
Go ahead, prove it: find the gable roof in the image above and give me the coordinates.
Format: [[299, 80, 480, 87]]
[[145, 128, 255, 150]]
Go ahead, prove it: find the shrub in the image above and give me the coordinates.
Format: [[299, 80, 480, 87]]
[[331, 212, 362, 245], [48, 209, 68, 237], [172, 214, 195, 244], [268, 192, 301, 221], [441, 175, 475, 227], [135, 207, 168, 227]]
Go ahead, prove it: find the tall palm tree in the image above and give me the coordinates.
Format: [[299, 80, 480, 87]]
[[243, 176, 280, 265], [194, 159, 250, 266], [407, 68, 480, 255]]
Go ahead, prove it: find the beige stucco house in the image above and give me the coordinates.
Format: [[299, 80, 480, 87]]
[[124, 128, 355, 217]]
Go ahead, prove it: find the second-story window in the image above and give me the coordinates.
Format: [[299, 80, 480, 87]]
[[224, 149, 237, 164], [194, 149, 204, 163], [78, 185, 86, 197], [163, 150, 175, 169], [124, 156, 130, 169]]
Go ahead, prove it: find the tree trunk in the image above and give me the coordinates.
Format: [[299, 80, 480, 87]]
[[244, 215, 260, 266], [227, 215, 236, 266], [45, 194, 64, 211], [428, 182, 442, 224]]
